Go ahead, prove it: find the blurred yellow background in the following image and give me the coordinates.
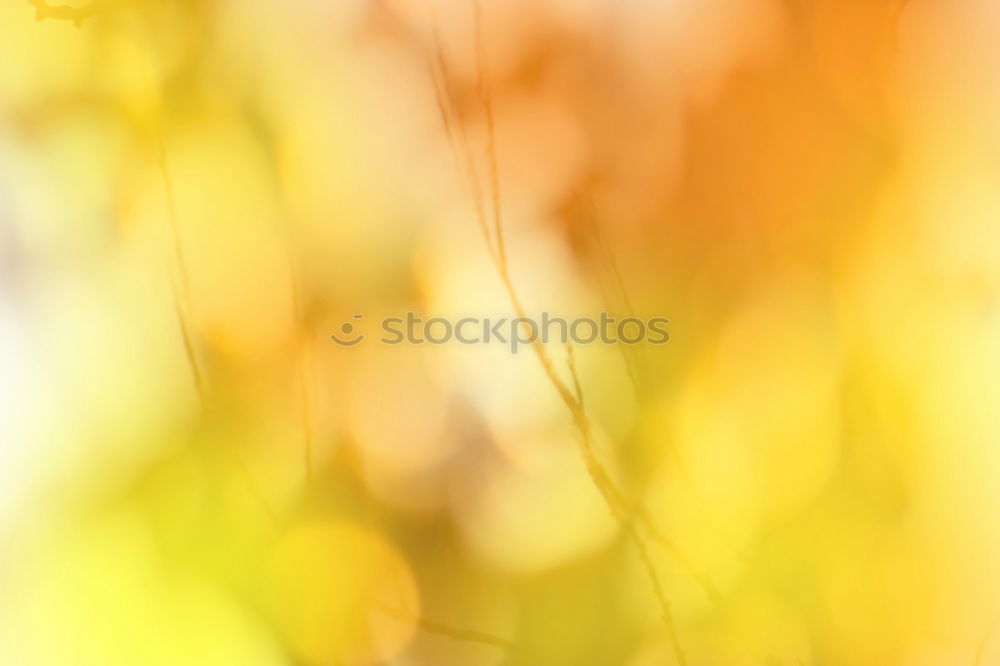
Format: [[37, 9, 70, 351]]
[[2, 0, 1000, 664]]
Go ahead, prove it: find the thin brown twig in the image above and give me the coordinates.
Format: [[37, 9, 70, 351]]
[[158, 135, 193, 299], [590, 212, 637, 321], [429, 28, 496, 264], [566, 343, 584, 406], [621, 519, 686, 665], [463, 40, 717, 608], [595, 273, 641, 394], [236, 457, 278, 523], [374, 600, 515, 651], [584, 218, 740, 584], [473, 1, 506, 271], [157, 134, 205, 405], [287, 269, 315, 482], [580, 135, 726, 607], [581, 194, 647, 398], [462, 5, 688, 661], [635, 513, 723, 605], [564, 359, 686, 665], [428, 6, 719, 658], [157, 130, 277, 521], [170, 288, 206, 405]]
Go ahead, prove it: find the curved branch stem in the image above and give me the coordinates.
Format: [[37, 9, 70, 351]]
[[424, 5, 725, 663], [374, 600, 515, 652]]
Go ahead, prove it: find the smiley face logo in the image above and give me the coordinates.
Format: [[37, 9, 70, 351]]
[[330, 314, 365, 347]]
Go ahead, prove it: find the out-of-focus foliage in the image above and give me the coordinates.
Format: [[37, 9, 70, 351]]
[[3, 1, 1000, 665]]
